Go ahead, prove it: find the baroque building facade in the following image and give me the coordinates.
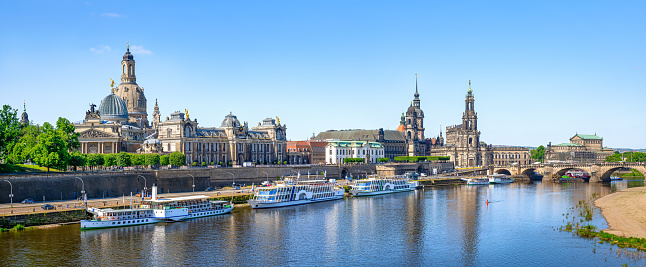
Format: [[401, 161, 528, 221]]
[[155, 112, 287, 165], [74, 46, 153, 154], [545, 134, 613, 163], [428, 80, 530, 167], [74, 45, 287, 166]]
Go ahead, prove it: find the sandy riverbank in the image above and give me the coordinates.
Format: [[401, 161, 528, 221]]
[[595, 186, 646, 239]]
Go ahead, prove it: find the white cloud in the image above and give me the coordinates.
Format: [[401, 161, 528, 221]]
[[129, 45, 152, 55], [90, 45, 111, 54], [101, 13, 121, 18]]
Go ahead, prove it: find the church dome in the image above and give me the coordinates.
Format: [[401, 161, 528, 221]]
[[99, 93, 129, 121], [220, 112, 241, 127], [406, 105, 416, 115], [123, 48, 134, 61]]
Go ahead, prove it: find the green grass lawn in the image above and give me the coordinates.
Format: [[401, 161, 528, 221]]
[[0, 164, 62, 173]]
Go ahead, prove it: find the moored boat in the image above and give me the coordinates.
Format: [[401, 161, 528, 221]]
[[140, 184, 234, 221], [488, 174, 514, 184], [610, 176, 623, 181], [81, 207, 160, 230], [248, 179, 344, 209], [350, 175, 418, 196], [464, 177, 490, 185]]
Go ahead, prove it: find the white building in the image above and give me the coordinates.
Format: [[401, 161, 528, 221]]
[[325, 140, 385, 164]]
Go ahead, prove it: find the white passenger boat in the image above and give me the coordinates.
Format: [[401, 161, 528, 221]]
[[142, 196, 234, 221], [81, 207, 161, 230], [464, 177, 490, 185], [140, 185, 234, 221], [350, 175, 418, 196], [488, 174, 514, 184], [248, 179, 345, 209]]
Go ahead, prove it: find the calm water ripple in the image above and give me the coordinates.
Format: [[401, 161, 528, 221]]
[[1, 180, 644, 266]]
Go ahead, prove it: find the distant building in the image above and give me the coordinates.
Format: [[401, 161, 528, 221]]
[[287, 141, 311, 164], [429, 80, 530, 167], [306, 140, 328, 164], [491, 146, 532, 165], [74, 46, 154, 154], [314, 129, 406, 160], [20, 101, 28, 126], [325, 140, 384, 164], [155, 113, 287, 165], [545, 134, 614, 163]]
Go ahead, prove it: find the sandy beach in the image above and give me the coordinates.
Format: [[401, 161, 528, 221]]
[[595, 186, 646, 239]]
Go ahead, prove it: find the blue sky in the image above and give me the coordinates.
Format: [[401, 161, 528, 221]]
[[1, 1, 644, 148]]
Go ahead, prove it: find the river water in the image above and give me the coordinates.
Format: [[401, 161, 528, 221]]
[[1, 179, 644, 266]]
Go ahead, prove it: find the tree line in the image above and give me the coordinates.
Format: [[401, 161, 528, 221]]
[[0, 104, 191, 171], [393, 156, 450, 163], [605, 151, 645, 162]]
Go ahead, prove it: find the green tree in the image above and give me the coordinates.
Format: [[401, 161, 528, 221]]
[[378, 157, 389, 163], [10, 131, 37, 163], [103, 153, 117, 167], [86, 153, 104, 170], [116, 152, 132, 167], [530, 145, 545, 163], [0, 105, 21, 162], [145, 154, 160, 166], [31, 122, 69, 171], [56, 118, 80, 151], [131, 154, 145, 166], [169, 151, 185, 166], [69, 151, 86, 171], [160, 155, 170, 166]]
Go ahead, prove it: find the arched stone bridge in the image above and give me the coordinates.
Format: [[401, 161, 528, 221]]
[[490, 162, 646, 182]]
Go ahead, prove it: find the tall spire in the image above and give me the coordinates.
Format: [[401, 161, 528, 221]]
[[413, 74, 420, 107], [20, 100, 29, 126], [467, 78, 472, 94]]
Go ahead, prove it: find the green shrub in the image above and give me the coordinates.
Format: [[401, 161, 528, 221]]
[[202, 161, 207, 166], [145, 154, 160, 166], [160, 155, 170, 165], [169, 151, 186, 166]]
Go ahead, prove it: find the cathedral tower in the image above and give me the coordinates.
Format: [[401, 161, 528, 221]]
[[152, 99, 161, 130], [20, 101, 29, 126], [404, 75, 426, 156], [461, 80, 479, 148], [115, 43, 149, 128]]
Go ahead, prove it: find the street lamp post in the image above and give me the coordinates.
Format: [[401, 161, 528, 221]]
[[74, 177, 86, 207], [226, 172, 235, 188], [190, 174, 195, 192], [137, 175, 147, 197], [4, 180, 13, 208], [260, 171, 269, 184]]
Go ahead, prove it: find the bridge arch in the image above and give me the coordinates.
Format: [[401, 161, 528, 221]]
[[599, 167, 646, 182], [520, 168, 537, 179], [495, 169, 512, 175]]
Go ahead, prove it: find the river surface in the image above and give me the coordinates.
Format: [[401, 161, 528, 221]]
[[1, 179, 645, 266]]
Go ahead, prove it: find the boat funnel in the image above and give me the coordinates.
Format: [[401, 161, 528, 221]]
[[152, 184, 158, 200]]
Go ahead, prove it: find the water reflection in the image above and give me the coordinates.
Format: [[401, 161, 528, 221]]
[[1, 180, 645, 266]]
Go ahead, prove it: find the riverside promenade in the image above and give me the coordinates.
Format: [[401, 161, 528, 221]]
[[0, 187, 254, 220]]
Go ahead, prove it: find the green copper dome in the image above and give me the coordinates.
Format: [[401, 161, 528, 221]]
[[98, 93, 129, 121]]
